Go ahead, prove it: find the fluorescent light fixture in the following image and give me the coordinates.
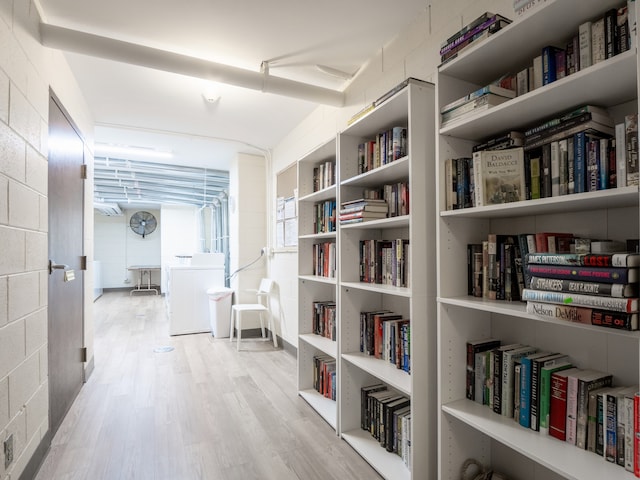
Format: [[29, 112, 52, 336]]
[[95, 143, 173, 159]]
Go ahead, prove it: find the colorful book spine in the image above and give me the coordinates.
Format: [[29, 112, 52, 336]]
[[526, 264, 638, 283], [526, 252, 640, 267], [522, 289, 638, 313], [526, 301, 638, 330]]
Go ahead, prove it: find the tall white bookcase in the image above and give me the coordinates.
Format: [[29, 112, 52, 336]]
[[436, 1, 640, 480], [297, 137, 339, 430], [297, 79, 437, 479]]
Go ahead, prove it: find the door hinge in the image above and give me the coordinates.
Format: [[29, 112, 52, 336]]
[[80, 256, 87, 271], [80, 164, 87, 179], [80, 347, 87, 362]]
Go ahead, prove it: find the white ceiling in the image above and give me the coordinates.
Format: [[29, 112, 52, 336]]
[[37, 0, 429, 172]]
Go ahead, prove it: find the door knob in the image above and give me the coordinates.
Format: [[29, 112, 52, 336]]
[[49, 260, 69, 275]]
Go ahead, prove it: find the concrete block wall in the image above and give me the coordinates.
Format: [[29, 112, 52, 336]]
[[0, 1, 93, 478]]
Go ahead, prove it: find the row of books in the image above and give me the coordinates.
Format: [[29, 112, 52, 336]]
[[313, 159, 335, 192], [524, 249, 639, 331], [516, 3, 633, 96], [312, 300, 336, 340], [361, 181, 410, 217], [357, 126, 407, 174], [445, 112, 637, 210], [313, 355, 336, 401], [466, 338, 640, 473], [360, 384, 411, 467], [313, 199, 336, 234], [359, 238, 410, 288], [439, 12, 512, 65], [467, 232, 639, 329], [359, 310, 410, 373], [312, 241, 336, 278]]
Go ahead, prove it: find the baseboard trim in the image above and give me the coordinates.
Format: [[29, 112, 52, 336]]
[[84, 354, 95, 382], [19, 430, 51, 480]]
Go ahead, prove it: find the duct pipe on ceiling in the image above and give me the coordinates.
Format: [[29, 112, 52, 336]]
[[39, 23, 345, 107]]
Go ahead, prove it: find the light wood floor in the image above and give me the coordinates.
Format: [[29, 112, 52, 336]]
[[35, 291, 382, 480]]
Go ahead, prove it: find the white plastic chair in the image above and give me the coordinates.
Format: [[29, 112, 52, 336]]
[[230, 278, 278, 350]]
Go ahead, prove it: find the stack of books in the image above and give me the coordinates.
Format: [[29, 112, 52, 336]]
[[339, 198, 388, 224], [524, 251, 639, 330], [440, 84, 516, 127], [439, 12, 512, 65]]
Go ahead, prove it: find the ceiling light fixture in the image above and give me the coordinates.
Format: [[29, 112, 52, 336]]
[[95, 143, 173, 160]]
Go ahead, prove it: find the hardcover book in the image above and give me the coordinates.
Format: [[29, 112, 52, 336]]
[[473, 147, 526, 206]]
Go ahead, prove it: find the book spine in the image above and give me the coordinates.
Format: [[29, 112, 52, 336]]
[[566, 374, 579, 444], [519, 358, 532, 427], [526, 264, 636, 283], [549, 372, 570, 440], [529, 276, 634, 298], [574, 131, 587, 193], [576, 376, 613, 449], [579, 21, 592, 69], [635, 393, 640, 476], [522, 289, 637, 313], [606, 393, 619, 462], [604, 8, 618, 58], [587, 139, 599, 192], [527, 252, 639, 267], [526, 301, 638, 330], [626, 113, 639, 186], [492, 348, 503, 414]]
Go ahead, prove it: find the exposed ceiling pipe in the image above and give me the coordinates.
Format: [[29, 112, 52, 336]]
[[39, 23, 345, 107]]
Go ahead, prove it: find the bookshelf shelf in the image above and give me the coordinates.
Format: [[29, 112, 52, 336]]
[[299, 333, 337, 357], [342, 352, 411, 396], [299, 389, 337, 429], [439, 296, 640, 339], [299, 184, 337, 203], [436, 1, 640, 479], [341, 281, 412, 298], [340, 156, 410, 188], [440, 186, 639, 219], [442, 399, 628, 480], [341, 429, 411, 480]]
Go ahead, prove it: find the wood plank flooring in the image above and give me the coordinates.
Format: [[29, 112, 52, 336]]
[[34, 291, 382, 480]]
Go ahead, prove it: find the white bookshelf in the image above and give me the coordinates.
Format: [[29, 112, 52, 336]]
[[297, 137, 339, 432], [337, 79, 437, 479], [436, 1, 640, 480]]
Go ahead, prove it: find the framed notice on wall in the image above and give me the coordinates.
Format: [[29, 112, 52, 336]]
[[276, 163, 297, 250]]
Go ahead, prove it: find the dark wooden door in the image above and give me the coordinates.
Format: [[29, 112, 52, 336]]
[[48, 93, 85, 436]]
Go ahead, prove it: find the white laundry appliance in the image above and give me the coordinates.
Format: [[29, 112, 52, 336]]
[[165, 253, 226, 335]]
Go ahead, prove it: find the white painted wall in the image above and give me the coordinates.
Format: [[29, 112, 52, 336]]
[[93, 208, 162, 289], [0, 1, 94, 478], [229, 152, 268, 331], [269, 0, 514, 347]]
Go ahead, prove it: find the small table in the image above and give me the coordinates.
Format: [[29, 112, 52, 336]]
[[128, 265, 161, 295]]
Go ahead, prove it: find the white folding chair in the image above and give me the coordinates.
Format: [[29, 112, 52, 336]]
[[230, 278, 278, 350]]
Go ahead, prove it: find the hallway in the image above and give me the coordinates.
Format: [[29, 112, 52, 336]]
[[34, 292, 381, 479]]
